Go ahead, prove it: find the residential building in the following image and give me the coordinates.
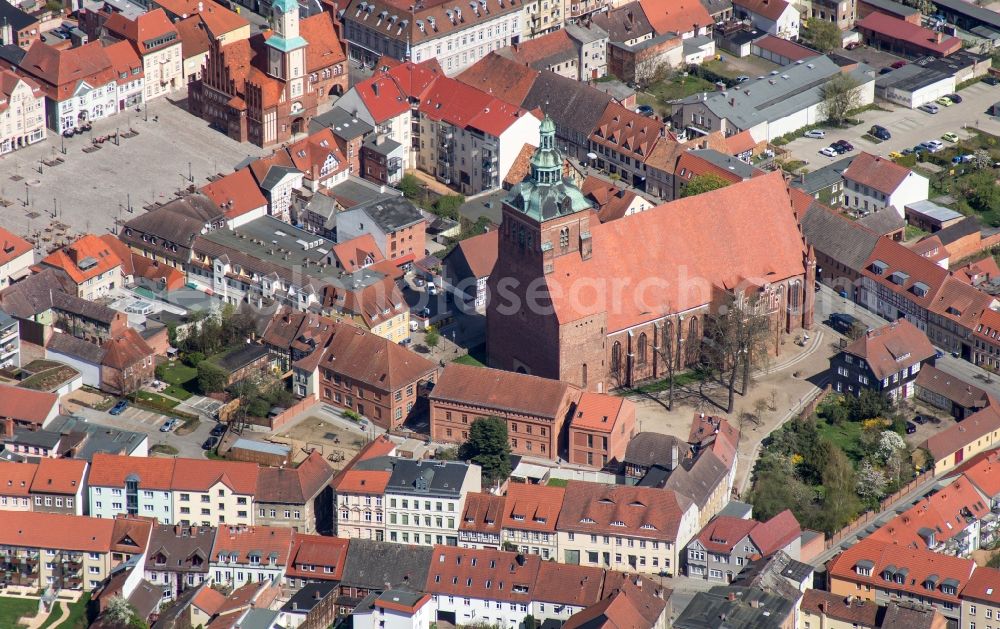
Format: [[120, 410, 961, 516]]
[[580, 176, 655, 223], [961, 567, 1000, 629], [556, 481, 699, 576], [101, 9, 183, 101], [354, 590, 436, 629], [923, 405, 1000, 474], [338, 540, 434, 609], [384, 458, 482, 546], [857, 11, 961, 58], [685, 510, 802, 581], [674, 586, 795, 629], [799, 589, 879, 629], [189, 2, 348, 147], [0, 69, 45, 154], [915, 365, 994, 420], [119, 192, 225, 268], [0, 227, 33, 289], [29, 458, 88, 515], [171, 459, 259, 527], [639, 0, 713, 38], [336, 197, 426, 267], [88, 453, 175, 523], [671, 56, 874, 142], [37, 234, 123, 301], [732, 0, 800, 38], [16, 41, 117, 134], [0, 1, 39, 49], [284, 533, 348, 589], [261, 309, 338, 373], [487, 124, 816, 392], [502, 24, 608, 80], [309, 322, 438, 430], [442, 230, 497, 313], [561, 575, 670, 629], [199, 168, 269, 229], [567, 392, 637, 468], [0, 384, 59, 429], [842, 152, 929, 218], [331, 436, 397, 540], [144, 524, 215, 599], [830, 319, 936, 399], [341, 0, 524, 75], [0, 459, 33, 511], [430, 364, 579, 460], [521, 0, 565, 39], [209, 525, 294, 589], [0, 310, 16, 370], [284, 128, 352, 192], [826, 536, 975, 619], [254, 451, 334, 534], [100, 329, 156, 397], [103, 40, 145, 113], [501, 483, 563, 559], [459, 492, 505, 549]]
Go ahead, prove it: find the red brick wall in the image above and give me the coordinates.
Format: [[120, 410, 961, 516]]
[[568, 399, 635, 467], [319, 369, 426, 430], [388, 221, 426, 263], [429, 398, 566, 459]]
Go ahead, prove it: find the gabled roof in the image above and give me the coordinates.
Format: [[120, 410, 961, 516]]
[[431, 363, 577, 419], [341, 539, 433, 591], [351, 59, 441, 124], [639, 0, 713, 35], [843, 151, 917, 194], [0, 227, 32, 269], [103, 40, 144, 84], [923, 404, 1000, 460], [694, 516, 758, 554], [857, 11, 960, 55], [503, 483, 564, 532], [0, 461, 37, 497], [18, 40, 115, 102], [592, 3, 657, 43], [521, 71, 613, 139], [0, 383, 58, 426], [842, 318, 935, 380], [502, 29, 578, 69], [748, 510, 801, 556], [418, 76, 535, 138], [0, 511, 117, 552], [210, 525, 294, 565], [39, 234, 123, 286], [914, 365, 993, 412], [443, 230, 497, 280], [255, 450, 333, 504], [200, 169, 267, 221], [174, 15, 213, 60], [557, 481, 692, 541], [590, 102, 664, 163], [286, 533, 349, 580], [533, 563, 606, 606], [459, 492, 505, 535], [154, 0, 249, 37], [799, 589, 878, 626], [580, 176, 644, 224], [145, 524, 216, 574], [733, 0, 794, 21], [870, 476, 990, 550], [455, 52, 540, 105], [102, 328, 155, 370], [300, 13, 347, 73], [104, 9, 180, 55], [570, 392, 631, 433], [171, 458, 260, 494], [861, 236, 949, 311], [424, 546, 541, 602], [89, 453, 176, 490], [31, 458, 87, 495], [962, 566, 1000, 605], [318, 321, 437, 393], [957, 451, 1000, 498], [192, 584, 227, 615]]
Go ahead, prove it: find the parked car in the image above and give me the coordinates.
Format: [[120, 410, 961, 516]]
[[109, 400, 129, 415], [953, 154, 975, 164], [891, 60, 907, 69], [946, 93, 962, 103], [919, 103, 940, 114], [888, 151, 903, 159], [906, 421, 917, 434], [635, 104, 655, 117], [870, 125, 891, 140], [834, 139, 855, 151], [984, 76, 1000, 86], [942, 132, 959, 142], [819, 146, 838, 157], [878, 67, 893, 75], [828, 312, 859, 333], [913, 414, 928, 424], [160, 418, 179, 432], [210, 423, 227, 437], [923, 139, 944, 152], [202, 436, 219, 450], [804, 129, 826, 139], [845, 41, 861, 50], [428, 284, 439, 296], [936, 96, 953, 107], [735, 75, 750, 83], [413, 277, 425, 287]]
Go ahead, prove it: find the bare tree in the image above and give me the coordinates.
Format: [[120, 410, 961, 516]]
[[704, 290, 773, 413], [820, 73, 862, 126], [654, 319, 681, 409]]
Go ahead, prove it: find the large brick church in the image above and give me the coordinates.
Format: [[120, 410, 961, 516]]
[[486, 118, 816, 392]]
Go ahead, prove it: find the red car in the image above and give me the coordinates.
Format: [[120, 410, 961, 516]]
[[890, 61, 907, 69]]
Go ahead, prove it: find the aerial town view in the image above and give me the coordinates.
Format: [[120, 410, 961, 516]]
[[3, 0, 1000, 624]]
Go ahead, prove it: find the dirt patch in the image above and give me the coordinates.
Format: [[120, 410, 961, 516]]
[[174, 417, 201, 436], [64, 389, 113, 413], [274, 416, 365, 468]]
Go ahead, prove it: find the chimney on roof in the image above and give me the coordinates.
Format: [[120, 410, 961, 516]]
[[671, 444, 679, 471], [936, 32, 943, 43], [818, 602, 827, 614], [1, 418, 12, 439]]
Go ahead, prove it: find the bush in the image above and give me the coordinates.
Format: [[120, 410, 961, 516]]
[[196, 361, 227, 394], [343, 409, 363, 422], [184, 352, 205, 367], [433, 195, 465, 220], [154, 364, 167, 380]]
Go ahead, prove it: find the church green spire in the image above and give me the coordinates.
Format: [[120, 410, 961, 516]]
[[505, 117, 592, 222]]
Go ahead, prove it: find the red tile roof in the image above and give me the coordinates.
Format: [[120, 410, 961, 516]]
[[447, 230, 497, 279], [0, 227, 32, 268], [862, 236, 949, 311], [857, 12, 961, 56], [200, 168, 267, 220], [570, 392, 629, 433], [923, 404, 1000, 461], [89, 453, 176, 490], [103, 40, 143, 85], [827, 536, 975, 605], [749, 510, 801, 556], [695, 516, 758, 554], [639, 0, 712, 35], [0, 383, 57, 426], [211, 525, 294, 565], [418, 76, 536, 138], [286, 534, 349, 580], [843, 152, 917, 195], [0, 461, 37, 497], [962, 567, 1000, 605], [724, 130, 758, 156], [751, 34, 817, 61], [459, 492, 506, 535], [192, 584, 227, 615], [910, 235, 950, 265], [331, 234, 385, 274], [954, 257, 1000, 286], [111, 516, 154, 555], [674, 151, 747, 185], [284, 129, 348, 184], [431, 363, 577, 419], [870, 476, 990, 551], [958, 451, 1000, 498], [456, 53, 539, 106], [31, 458, 87, 495], [332, 469, 391, 494], [104, 9, 180, 55], [590, 102, 664, 163], [0, 511, 117, 552], [317, 322, 437, 393], [174, 15, 212, 60], [424, 546, 541, 602], [300, 13, 347, 73], [102, 328, 155, 370], [503, 483, 564, 532], [354, 60, 442, 124], [843, 318, 935, 380], [532, 563, 606, 606], [581, 176, 644, 224], [557, 481, 692, 542], [544, 172, 806, 330], [171, 459, 259, 494], [733, 0, 794, 22], [506, 29, 576, 67], [39, 234, 122, 286], [799, 589, 879, 626], [19, 41, 116, 102], [155, 0, 249, 36], [255, 450, 333, 504]]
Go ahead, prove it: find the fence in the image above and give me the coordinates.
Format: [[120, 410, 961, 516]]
[[824, 469, 933, 548]]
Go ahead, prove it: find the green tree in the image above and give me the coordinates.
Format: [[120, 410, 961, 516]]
[[750, 471, 811, 521], [820, 73, 862, 126], [819, 447, 861, 534], [425, 326, 440, 348], [103, 596, 147, 629], [802, 18, 842, 53], [433, 195, 466, 220], [196, 361, 228, 394], [184, 351, 205, 367], [988, 552, 1000, 569], [681, 173, 731, 198], [459, 416, 512, 487], [847, 389, 893, 422], [399, 173, 422, 200]]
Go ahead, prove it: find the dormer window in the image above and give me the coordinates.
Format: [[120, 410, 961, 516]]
[[870, 260, 888, 276], [911, 282, 929, 297], [855, 560, 874, 577], [889, 271, 909, 286]]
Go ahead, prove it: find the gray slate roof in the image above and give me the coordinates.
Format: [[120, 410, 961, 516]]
[[310, 108, 375, 139], [800, 202, 880, 274], [340, 539, 433, 591], [674, 586, 794, 629], [386, 459, 471, 498], [857, 207, 905, 236], [522, 72, 612, 139], [690, 149, 761, 179], [623, 432, 687, 468], [351, 197, 424, 233], [47, 332, 104, 364], [789, 155, 854, 194], [936, 216, 980, 245]]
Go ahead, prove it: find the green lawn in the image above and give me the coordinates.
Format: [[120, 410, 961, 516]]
[[624, 370, 706, 396], [157, 361, 198, 400], [546, 478, 568, 487], [134, 390, 180, 409], [638, 75, 716, 114], [453, 354, 485, 367], [54, 594, 90, 629], [0, 597, 38, 629], [36, 601, 65, 629], [816, 419, 865, 463]]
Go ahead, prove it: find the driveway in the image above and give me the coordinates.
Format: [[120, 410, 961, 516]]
[[781, 80, 1000, 167], [72, 405, 213, 459]]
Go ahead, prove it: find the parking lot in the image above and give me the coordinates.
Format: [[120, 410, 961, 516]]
[[781, 80, 1000, 166], [0, 90, 267, 245], [71, 404, 216, 459]]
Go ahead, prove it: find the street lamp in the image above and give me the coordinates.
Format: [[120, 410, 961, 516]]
[[188, 161, 193, 183], [23, 182, 29, 208]]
